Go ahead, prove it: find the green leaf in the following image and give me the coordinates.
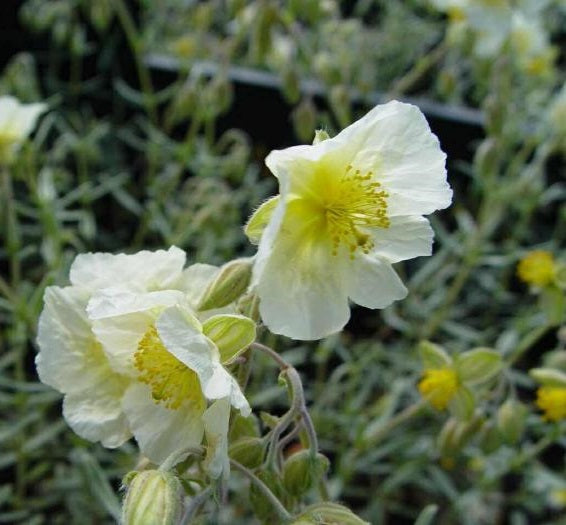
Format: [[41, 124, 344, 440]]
[[202, 314, 256, 364], [529, 367, 566, 387], [449, 386, 475, 421], [418, 341, 452, 369], [455, 348, 502, 385], [414, 505, 439, 525], [244, 195, 279, 244]]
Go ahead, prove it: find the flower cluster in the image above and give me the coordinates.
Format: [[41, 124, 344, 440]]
[[36, 247, 254, 477]]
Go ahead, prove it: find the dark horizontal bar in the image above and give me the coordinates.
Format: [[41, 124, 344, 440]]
[[145, 53, 485, 128]]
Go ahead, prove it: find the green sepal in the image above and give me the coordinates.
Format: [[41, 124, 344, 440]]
[[202, 314, 256, 364], [418, 341, 452, 369], [244, 195, 280, 244], [530, 367, 566, 387], [455, 348, 502, 385], [449, 386, 475, 420]]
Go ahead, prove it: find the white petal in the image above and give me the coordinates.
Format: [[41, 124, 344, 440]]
[[255, 232, 350, 340], [156, 306, 217, 386], [370, 215, 434, 263], [88, 289, 186, 375], [0, 96, 46, 139], [156, 307, 250, 414], [36, 286, 104, 393], [63, 377, 131, 448], [346, 255, 408, 309], [122, 383, 204, 464], [70, 246, 186, 291], [202, 398, 231, 479], [349, 102, 450, 216]]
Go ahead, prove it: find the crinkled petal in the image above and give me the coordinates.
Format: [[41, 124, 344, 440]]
[[202, 398, 231, 479], [370, 215, 434, 263], [346, 256, 407, 309], [70, 246, 186, 291], [63, 377, 131, 448], [122, 383, 204, 464], [36, 286, 105, 393]]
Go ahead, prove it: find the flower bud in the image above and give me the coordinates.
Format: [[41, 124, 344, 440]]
[[249, 470, 287, 524], [229, 437, 265, 469], [294, 502, 370, 524], [292, 99, 317, 143], [312, 129, 330, 145], [121, 470, 182, 525], [281, 65, 301, 104], [236, 292, 261, 323], [437, 415, 482, 457], [496, 399, 528, 444], [199, 258, 253, 310], [282, 450, 329, 497]]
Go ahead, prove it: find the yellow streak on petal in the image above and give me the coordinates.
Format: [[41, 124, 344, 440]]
[[134, 325, 205, 411]]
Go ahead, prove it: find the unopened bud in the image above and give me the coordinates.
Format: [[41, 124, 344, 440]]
[[294, 502, 370, 524], [437, 415, 482, 457], [199, 258, 252, 310], [329, 85, 351, 128], [496, 399, 528, 444], [281, 66, 301, 104], [249, 470, 287, 523], [121, 470, 182, 525], [229, 437, 265, 469], [292, 99, 317, 143], [313, 129, 330, 145], [237, 292, 261, 322], [282, 450, 329, 497]]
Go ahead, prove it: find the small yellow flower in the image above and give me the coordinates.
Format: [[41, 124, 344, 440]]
[[418, 368, 459, 410], [517, 250, 556, 287], [536, 386, 566, 422]]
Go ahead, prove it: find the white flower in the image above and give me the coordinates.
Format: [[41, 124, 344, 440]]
[[0, 95, 47, 164], [36, 247, 254, 477], [247, 100, 451, 340]]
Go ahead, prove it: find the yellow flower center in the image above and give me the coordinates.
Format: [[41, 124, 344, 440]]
[[536, 386, 566, 422], [517, 250, 556, 286], [418, 368, 459, 410], [134, 325, 205, 411]]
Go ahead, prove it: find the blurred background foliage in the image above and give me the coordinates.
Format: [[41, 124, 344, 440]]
[[0, 0, 565, 523]]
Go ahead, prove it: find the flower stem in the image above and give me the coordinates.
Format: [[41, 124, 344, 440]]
[[230, 459, 292, 522], [180, 486, 213, 525]]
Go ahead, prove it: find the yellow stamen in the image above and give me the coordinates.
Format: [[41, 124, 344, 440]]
[[418, 368, 459, 410], [536, 386, 566, 422], [322, 165, 389, 258], [134, 325, 205, 411]]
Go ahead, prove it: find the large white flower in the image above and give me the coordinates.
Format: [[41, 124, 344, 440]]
[[36, 247, 254, 477], [247, 100, 451, 340], [0, 95, 47, 164]]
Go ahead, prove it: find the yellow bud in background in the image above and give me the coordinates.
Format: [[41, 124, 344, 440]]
[[418, 368, 459, 410], [536, 386, 566, 422], [517, 251, 556, 287], [121, 470, 182, 525]]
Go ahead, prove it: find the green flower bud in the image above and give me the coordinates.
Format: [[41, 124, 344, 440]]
[[229, 413, 261, 441], [530, 367, 566, 387], [437, 415, 482, 457], [282, 450, 329, 497], [199, 258, 253, 311], [281, 66, 301, 104], [121, 470, 182, 525], [496, 399, 528, 444], [329, 85, 351, 128], [229, 437, 265, 469], [292, 99, 317, 143], [237, 292, 261, 323], [479, 421, 502, 454], [249, 470, 288, 524], [312, 129, 330, 145], [294, 502, 370, 524], [474, 138, 499, 179]]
